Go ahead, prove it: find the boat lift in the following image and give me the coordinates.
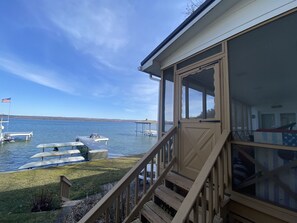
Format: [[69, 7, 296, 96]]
[[135, 120, 157, 137], [0, 118, 33, 143]]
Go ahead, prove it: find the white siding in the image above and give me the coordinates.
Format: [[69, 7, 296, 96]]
[[160, 0, 297, 69]]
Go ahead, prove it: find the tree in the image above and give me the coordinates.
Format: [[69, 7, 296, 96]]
[[185, 0, 206, 16]]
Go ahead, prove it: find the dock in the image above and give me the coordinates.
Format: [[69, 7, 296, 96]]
[[19, 136, 109, 170], [135, 120, 157, 137], [76, 136, 108, 149], [76, 136, 109, 160], [4, 132, 33, 141], [19, 141, 86, 169], [1, 117, 33, 143]]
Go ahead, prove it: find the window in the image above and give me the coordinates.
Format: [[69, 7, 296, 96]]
[[181, 67, 216, 119], [280, 113, 296, 128]]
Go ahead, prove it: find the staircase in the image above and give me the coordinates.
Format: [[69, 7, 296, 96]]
[[78, 129, 230, 223], [134, 170, 230, 223], [132, 130, 231, 223], [133, 171, 194, 222]]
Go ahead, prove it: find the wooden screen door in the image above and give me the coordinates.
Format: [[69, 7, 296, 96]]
[[178, 61, 222, 180]]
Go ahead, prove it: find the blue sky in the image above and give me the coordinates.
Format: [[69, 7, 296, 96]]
[[0, 1, 190, 120]]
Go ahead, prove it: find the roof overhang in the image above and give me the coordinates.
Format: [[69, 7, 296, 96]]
[[139, 0, 222, 76], [140, 0, 297, 77]]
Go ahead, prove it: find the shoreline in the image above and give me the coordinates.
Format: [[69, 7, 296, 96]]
[[0, 153, 144, 174]]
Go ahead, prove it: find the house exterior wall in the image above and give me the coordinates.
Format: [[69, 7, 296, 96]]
[[160, 0, 297, 70], [142, 1, 297, 222]]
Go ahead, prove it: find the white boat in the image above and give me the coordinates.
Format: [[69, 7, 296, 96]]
[[19, 156, 85, 169], [19, 141, 85, 169], [37, 141, 84, 151], [78, 133, 109, 143], [143, 130, 158, 137], [31, 149, 81, 158]]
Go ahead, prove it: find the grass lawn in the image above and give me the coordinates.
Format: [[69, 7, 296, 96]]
[[0, 156, 140, 223]]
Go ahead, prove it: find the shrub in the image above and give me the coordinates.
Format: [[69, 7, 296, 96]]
[[31, 189, 57, 212]]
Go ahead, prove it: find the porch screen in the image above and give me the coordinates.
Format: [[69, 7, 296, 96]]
[[228, 11, 297, 211], [229, 11, 297, 145], [162, 67, 174, 132]]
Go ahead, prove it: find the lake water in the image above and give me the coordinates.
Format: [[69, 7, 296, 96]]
[[0, 118, 157, 172]]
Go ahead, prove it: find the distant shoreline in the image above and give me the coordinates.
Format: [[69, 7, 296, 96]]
[[1, 114, 157, 123]]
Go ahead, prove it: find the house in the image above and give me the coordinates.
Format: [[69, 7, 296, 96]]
[[79, 0, 297, 222]]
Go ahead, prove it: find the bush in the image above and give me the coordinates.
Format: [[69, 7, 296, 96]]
[[31, 189, 57, 212]]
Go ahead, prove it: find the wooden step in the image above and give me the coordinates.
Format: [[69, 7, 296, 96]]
[[141, 201, 173, 223], [154, 185, 184, 210], [165, 172, 193, 192], [154, 184, 212, 222]]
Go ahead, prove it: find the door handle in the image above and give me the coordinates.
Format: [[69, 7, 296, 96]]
[[199, 120, 220, 123]]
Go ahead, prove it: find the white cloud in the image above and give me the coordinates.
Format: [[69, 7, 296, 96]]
[[124, 108, 135, 113], [130, 81, 159, 103], [42, 0, 129, 69], [91, 83, 118, 98], [0, 55, 77, 95]]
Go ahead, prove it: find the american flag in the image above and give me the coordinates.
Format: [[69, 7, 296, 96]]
[[1, 98, 11, 103]]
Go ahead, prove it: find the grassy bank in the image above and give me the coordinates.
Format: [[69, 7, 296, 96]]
[[0, 157, 140, 223]]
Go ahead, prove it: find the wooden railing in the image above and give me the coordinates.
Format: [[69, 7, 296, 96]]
[[60, 175, 72, 203], [78, 126, 177, 223], [172, 130, 230, 223]]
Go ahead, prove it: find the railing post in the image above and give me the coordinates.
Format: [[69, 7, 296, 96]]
[[115, 196, 120, 222], [150, 159, 154, 186], [223, 146, 228, 189], [157, 151, 160, 178], [213, 162, 219, 214], [125, 186, 130, 217], [143, 166, 147, 193], [135, 176, 139, 205], [202, 185, 207, 223], [208, 172, 214, 221], [105, 208, 109, 223], [193, 199, 199, 223], [60, 175, 72, 203], [218, 153, 224, 204]]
